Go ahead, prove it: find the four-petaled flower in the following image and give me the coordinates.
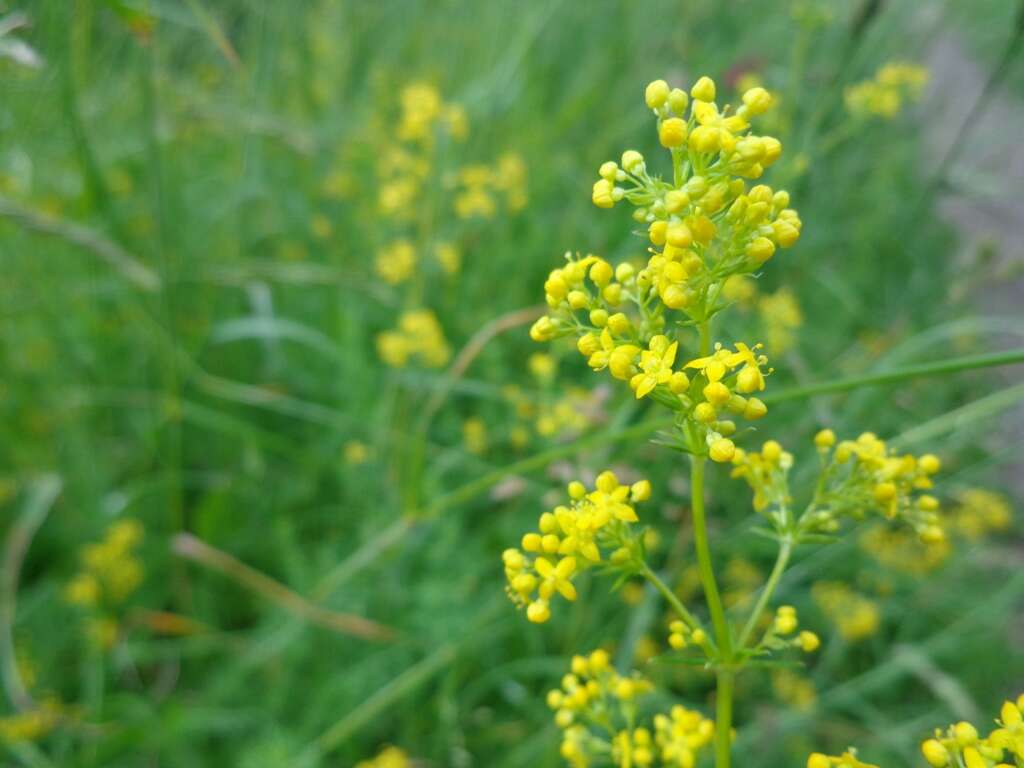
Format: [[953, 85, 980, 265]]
[[631, 335, 679, 399], [535, 556, 578, 601]]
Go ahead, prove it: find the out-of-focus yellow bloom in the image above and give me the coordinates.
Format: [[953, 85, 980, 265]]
[[0, 697, 62, 745], [376, 309, 451, 369], [343, 440, 369, 465], [462, 418, 487, 455], [845, 61, 928, 119], [434, 242, 461, 275], [374, 240, 417, 285], [812, 581, 880, 642]]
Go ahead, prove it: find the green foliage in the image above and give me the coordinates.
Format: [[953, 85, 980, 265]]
[[0, 1, 1021, 766]]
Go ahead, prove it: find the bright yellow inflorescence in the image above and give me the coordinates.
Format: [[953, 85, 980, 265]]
[[65, 519, 145, 649], [845, 61, 929, 120], [354, 745, 411, 768], [531, 75, 801, 463], [376, 309, 451, 369], [920, 695, 1024, 768], [503, 471, 650, 623], [810, 694, 1024, 768], [546, 651, 714, 768], [807, 750, 879, 768], [730, 430, 945, 543]]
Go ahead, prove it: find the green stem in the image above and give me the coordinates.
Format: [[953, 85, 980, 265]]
[[763, 349, 1024, 404], [689, 456, 731, 660], [639, 563, 703, 633], [737, 538, 792, 649], [715, 669, 734, 768]]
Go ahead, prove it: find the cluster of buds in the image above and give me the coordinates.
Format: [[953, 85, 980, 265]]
[[807, 750, 879, 768], [729, 430, 944, 544], [730, 439, 794, 524], [502, 471, 651, 623], [531, 252, 771, 463], [804, 430, 944, 542], [532, 75, 800, 462], [921, 697, 1024, 768], [547, 650, 654, 765], [547, 651, 715, 768], [765, 605, 820, 653]]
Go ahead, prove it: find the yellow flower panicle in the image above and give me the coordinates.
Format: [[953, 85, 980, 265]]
[[858, 524, 950, 576], [65, 519, 145, 649], [949, 488, 1013, 540], [503, 471, 650, 623], [813, 431, 944, 541], [920, 695, 1024, 768], [454, 153, 529, 219], [821, 694, 1024, 768], [396, 82, 467, 145], [532, 76, 799, 460], [355, 745, 411, 768], [845, 61, 929, 120], [811, 582, 880, 642], [732, 431, 945, 542], [807, 750, 879, 768], [546, 651, 713, 768], [376, 309, 451, 369], [374, 240, 417, 285]]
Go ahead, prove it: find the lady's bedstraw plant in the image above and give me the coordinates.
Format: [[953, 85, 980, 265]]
[[506, 76, 952, 768]]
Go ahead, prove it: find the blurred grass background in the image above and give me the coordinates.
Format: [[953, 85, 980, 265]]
[[1, 0, 1023, 766]]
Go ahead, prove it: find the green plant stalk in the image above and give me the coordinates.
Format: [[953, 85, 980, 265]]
[[715, 669, 735, 768], [689, 454, 733, 767], [638, 563, 702, 633], [737, 537, 792, 649]]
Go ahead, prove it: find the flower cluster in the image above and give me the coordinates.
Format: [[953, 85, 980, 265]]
[[948, 488, 1013, 540], [921, 696, 1024, 768], [811, 582, 880, 643], [376, 309, 451, 369], [730, 430, 944, 542], [808, 430, 943, 540], [354, 745, 411, 768], [502, 471, 650, 623], [374, 239, 417, 285], [452, 153, 528, 219], [531, 75, 801, 461], [547, 651, 714, 768], [64, 519, 144, 648], [807, 750, 878, 768], [845, 61, 929, 120], [858, 524, 950, 576], [395, 82, 467, 146]]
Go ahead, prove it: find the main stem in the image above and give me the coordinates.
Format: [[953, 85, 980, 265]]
[[715, 669, 735, 768], [691, 321, 733, 768], [690, 454, 733, 768]]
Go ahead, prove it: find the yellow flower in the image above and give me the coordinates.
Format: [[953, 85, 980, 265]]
[[630, 335, 678, 398], [535, 557, 578, 603], [355, 745, 411, 768], [374, 240, 417, 285]]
